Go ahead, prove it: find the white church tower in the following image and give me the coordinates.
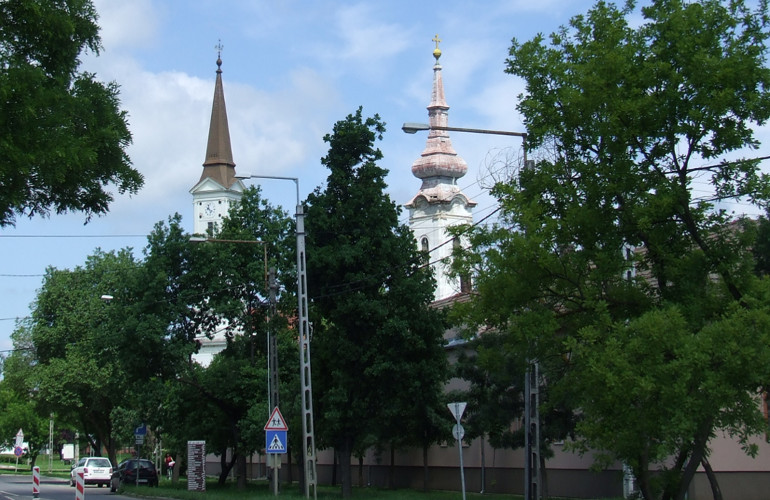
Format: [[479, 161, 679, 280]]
[[405, 39, 476, 302], [190, 50, 245, 237], [190, 51, 245, 366]]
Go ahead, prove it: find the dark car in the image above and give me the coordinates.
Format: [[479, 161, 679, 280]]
[[110, 459, 159, 491]]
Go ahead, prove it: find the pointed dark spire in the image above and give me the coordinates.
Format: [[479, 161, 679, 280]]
[[199, 44, 237, 188]]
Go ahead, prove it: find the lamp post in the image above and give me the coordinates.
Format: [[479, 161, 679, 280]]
[[236, 174, 317, 500], [403, 122, 539, 500], [402, 122, 528, 168]]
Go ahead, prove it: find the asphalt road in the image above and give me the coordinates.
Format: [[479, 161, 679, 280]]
[[0, 474, 129, 500]]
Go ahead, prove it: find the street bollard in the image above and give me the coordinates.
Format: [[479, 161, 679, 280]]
[[75, 471, 85, 500], [32, 466, 40, 498]]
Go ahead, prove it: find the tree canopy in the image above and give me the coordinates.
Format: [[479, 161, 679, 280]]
[[306, 108, 448, 498], [453, 1, 770, 499], [0, 0, 143, 226]]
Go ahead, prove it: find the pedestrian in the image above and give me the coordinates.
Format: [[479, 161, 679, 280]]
[[164, 453, 175, 480]]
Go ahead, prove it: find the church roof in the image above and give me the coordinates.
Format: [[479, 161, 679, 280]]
[[407, 39, 474, 208], [198, 53, 238, 189]]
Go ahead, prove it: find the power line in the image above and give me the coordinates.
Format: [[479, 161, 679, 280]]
[[0, 234, 147, 238]]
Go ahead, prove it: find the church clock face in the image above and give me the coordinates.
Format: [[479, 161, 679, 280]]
[[204, 202, 216, 217]]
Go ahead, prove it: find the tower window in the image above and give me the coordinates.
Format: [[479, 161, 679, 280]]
[[421, 237, 429, 253]]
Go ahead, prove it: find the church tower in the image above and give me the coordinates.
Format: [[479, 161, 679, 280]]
[[405, 38, 476, 302], [190, 50, 245, 236]]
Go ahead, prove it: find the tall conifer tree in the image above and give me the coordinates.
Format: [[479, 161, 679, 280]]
[[306, 108, 447, 498]]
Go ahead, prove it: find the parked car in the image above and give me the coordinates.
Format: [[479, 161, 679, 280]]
[[70, 457, 113, 488], [110, 459, 159, 491]]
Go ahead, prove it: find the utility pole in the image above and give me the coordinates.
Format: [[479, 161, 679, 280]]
[[268, 267, 279, 411], [525, 362, 541, 500]]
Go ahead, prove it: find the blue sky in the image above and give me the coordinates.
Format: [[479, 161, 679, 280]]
[[1, 0, 767, 353]]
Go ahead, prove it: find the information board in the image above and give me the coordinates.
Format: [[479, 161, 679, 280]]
[[187, 440, 206, 492]]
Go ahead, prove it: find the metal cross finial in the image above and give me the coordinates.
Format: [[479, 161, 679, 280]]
[[432, 34, 441, 50], [215, 40, 224, 72]]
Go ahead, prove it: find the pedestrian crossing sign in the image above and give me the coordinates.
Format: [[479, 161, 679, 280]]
[[265, 430, 287, 454]]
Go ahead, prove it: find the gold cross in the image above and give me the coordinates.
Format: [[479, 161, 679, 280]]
[[432, 34, 441, 50]]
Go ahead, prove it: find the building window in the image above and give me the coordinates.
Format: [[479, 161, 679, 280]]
[[421, 237, 429, 253]]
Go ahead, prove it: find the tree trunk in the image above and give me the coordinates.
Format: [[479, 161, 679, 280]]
[[389, 444, 395, 489], [287, 448, 293, 485], [423, 443, 430, 492], [636, 447, 654, 500], [236, 453, 247, 490], [480, 434, 485, 494], [701, 457, 723, 500], [296, 451, 305, 494], [218, 448, 238, 485], [332, 450, 337, 486], [338, 438, 354, 498], [359, 455, 364, 487], [540, 453, 548, 499], [172, 449, 180, 483], [674, 421, 712, 500]]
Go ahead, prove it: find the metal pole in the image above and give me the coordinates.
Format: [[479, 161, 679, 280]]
[[268, 267, 279, 410], [457, 436, 466, 500], [525, 362, 541, 500], [268, 266, 279, 496], [235, 174, 318, 498], [49, 415, 53, 473], [296, 203, 318, 499], [525, 365, 531, 500]]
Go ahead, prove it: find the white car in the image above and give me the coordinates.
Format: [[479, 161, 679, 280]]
[[70, 457, 113, 488]]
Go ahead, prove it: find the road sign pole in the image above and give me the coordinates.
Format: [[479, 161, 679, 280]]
[[264, 407, 289, 497], [272, 455, 279, 496], [457, 434, 466, 500], [447, 402, 467, 500]]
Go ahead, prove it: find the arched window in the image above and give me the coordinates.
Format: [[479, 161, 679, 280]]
[[421, 237, 429, 253]]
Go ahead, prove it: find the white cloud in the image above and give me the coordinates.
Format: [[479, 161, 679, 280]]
[[91, 0, 159, 52]]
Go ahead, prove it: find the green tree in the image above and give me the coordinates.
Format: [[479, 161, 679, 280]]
[[25, 249, 142, 466], [453, 1, 770, 499], [306, 108, 447, 498], [143, 189, 296, 489], [0, 0, 143, 226], [0, 327, 52, 469]]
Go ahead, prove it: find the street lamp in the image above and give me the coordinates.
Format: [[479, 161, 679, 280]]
[[402, 122, 528, 167], [403, 122, 539, 500], [236, 173, 317, 500]]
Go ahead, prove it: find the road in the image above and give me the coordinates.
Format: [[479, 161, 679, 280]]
[[0, 474, 128, 500]]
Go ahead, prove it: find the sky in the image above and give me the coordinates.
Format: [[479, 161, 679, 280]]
[[1, 0, 768, 354]]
